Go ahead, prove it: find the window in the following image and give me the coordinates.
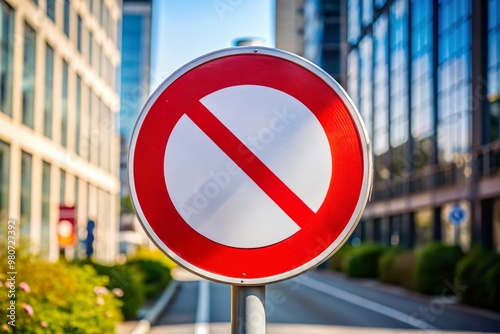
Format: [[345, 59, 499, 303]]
[[77, 15, 82, 52], [22, 23, 36, 128], [373, 15, 389, 157], [411, 0, 434, 170], [389, 0, 409, 148], [61, 61, 68, 147], [347, 0, 361, 44], [437, 0, 471, 163], [76, 76, 82, 155], [359, 36, 373, 141], [89, 31, 93, 66], [60, 169, 66, 203], [488, 0, 500, 142], [87, 91, 93, 161], [411, 0, 434, 139], [0, 140, 9, 224], [347, 49, 360, 108], [44, 44, 54, 138], [20, 151, 32, 238], [41, 162, 51, 258], [0, 2, 14, 117], [63, 0, 70, 37], [375, 0, 387, 9], [99, 0, 103, 25], [361, 0, 372, 26], [324, 22, 341, 44], [389, 0, 409, 176], [74, 176, 79, 209], [415, 207, 433, 248], [46, 0, 55, 21]]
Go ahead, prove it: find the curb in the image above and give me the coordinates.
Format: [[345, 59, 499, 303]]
[[129, 280, 181, 334]]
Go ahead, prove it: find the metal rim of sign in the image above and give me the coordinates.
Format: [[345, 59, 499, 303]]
[[128, 46, 373, 285]]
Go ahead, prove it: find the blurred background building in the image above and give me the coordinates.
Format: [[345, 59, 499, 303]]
[[118, 0, 153, 254], [342, 0, 500, 251], [275, 0, 305, 57], [0, 0, 121, 262], [277, 0, 500, 252]]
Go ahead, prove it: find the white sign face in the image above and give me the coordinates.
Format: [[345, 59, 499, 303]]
[[164, 85, 332, 249]]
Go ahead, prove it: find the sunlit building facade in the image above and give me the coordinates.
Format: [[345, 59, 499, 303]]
[[346, 0, 500, 251], [0, 0, 121, 262], [275, 0, 305, 57]]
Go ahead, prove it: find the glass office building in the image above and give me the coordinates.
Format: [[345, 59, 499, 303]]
[[0, 0, 121, 262], [119, 0, 152, 197], [346, 0, 500, 251]]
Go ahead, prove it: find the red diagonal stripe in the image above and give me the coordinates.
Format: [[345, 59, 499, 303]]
[[185, 102, 316, 229]]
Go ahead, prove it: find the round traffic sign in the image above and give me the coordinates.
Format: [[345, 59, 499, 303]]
[[129, 47, 372, 285]]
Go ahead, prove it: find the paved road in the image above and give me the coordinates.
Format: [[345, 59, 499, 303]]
[[151, 269, 500, 333]]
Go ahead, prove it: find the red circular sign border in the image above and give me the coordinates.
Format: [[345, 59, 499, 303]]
[[129, 47, 372, 285]]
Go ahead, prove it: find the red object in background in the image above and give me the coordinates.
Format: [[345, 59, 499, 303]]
[[58, 206, 76, 247]]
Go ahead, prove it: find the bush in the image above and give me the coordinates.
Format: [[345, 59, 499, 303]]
[[0, 252, 121, 333], [456, 246, 500, 311], [391, 251, 417, 290], [126, 258, 171, 299], [343, 244, 387, 278], [132, 247, 177, 270], [378, 248, 416, 290], [414, 242, 464, 295], [85, 261, 146, 320], [378, 247, 401, 284], [327, 243, 353, 272]]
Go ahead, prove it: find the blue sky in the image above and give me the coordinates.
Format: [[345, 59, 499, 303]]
[[150, 0, 275, 92]]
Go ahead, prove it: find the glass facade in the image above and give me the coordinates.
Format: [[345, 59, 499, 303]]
[[359, 36, 373, 142], [44, 44, 54, 138], [347, 0, 361, 44], [120, 11, 151, 146], [22, 22, 36, 128], [0, 140, 9, 224], [389, 0, 409, 180], [347, 49, 359, 108], [437, 0, 471, 164], [411, 0, 434, 170], [0, 2, 14, 117], [373, 15, 390, 181], [488, 0, 500, 142], [346, 0, 500, 250], [41, 161, 51, 258], [20, 151, 32, 238]]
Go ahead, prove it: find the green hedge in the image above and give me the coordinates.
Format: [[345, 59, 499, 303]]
[[126, 258, 171, 299], [327, 243, 353, 272], [85, 261, 146, 320], [378, 248, 416, 290], [414, 242, 464, 295], [0, 253, 121, 333], [344, 244, 387, 278], [456, 246, 500, 311]]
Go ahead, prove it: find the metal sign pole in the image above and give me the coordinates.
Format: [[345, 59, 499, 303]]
[[231, 285, 266, 334]]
